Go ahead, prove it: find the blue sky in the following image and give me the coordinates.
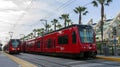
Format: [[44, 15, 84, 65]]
[[0, 0, 120, 44], [29, 0, 120, 27]]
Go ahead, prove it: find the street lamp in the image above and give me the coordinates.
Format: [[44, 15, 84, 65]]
[[40, 19, 47, 33], [9, 32, 13, 39]]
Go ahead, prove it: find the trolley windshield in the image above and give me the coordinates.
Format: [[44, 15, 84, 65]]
[[11, 39, 20, 47], [79, 25, 94, 43]]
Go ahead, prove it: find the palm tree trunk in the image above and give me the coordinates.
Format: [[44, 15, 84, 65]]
[[65, 19, 66, 27], [68, 22, 69, 26], [48, 28, 49, 32], [79, 12, 82, 24], [34, 31, 36, 38], [55, 24, 56, 31], [101, 3, 104, 43]]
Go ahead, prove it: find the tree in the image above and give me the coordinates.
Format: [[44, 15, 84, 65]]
[[46, 24, 51, 32], [33, 29, 37, 38], [56, 23, 62, 29], [92, 0, 112, 43], [51, 19, 58, 31], [24, 36, 28, 40], [59, 14, 69, 27], [66, 19, 72, 26], [74, 6, 88, 24], [28, 33, 33, 39], [37, 28, 44, 36], [43, 23, 51, 33], [49, 28, 53, 32], [26, 34, 30, 40]]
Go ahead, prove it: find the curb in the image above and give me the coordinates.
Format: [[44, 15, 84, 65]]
[[96, 56, 120, 62], [4, 53, 37, 67]]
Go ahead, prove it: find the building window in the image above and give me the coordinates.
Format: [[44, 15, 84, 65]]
[[37, 41, 40, 48], [58, 35, 68, 44], [72, 31, 76, 44]]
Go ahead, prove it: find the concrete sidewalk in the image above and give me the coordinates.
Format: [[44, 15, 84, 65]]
[[0, 51, 19, 67], [4, 52, 37, 67], [96, 55, 120, 62]]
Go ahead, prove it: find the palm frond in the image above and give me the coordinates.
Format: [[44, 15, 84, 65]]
[[105, 0, 112, 6], [74, 9, 78, 13], [92, 0, 98, 7], [59, 17, 62, 19], [83, 11, 88, 15]]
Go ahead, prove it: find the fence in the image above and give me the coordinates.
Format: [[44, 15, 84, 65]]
[[96, 41, 120, 55]]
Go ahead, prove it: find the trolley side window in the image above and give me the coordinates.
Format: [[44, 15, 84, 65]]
[[37, 41, 40, 48], [72, 31, 76, 44], [58, 35, 68, 44], [47, 39, 52, 48]]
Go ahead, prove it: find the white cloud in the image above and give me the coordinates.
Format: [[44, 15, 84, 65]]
[[0, 0, 17, 9], [0, 0, 67, 44]]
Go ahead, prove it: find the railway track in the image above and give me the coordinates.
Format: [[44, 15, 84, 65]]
[[15, 53, 72, 67], [14, 53, 120, 67]]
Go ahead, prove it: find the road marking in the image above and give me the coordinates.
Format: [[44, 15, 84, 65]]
[[4, 52, 37, 67], [96, 56, 120, 62]]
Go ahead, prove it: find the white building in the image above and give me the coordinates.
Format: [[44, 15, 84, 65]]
[[88, 12, 120, 42]]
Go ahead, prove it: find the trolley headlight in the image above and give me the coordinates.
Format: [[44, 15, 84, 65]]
[[17, 48, 20, 50], [12, 48, 15, 50]]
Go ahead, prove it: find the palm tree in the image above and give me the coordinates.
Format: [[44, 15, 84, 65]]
[[49, 28, 53, 32], [24, 36, 26, 40], [27, 34, 31, 39], [25, 36, 28, 40], [37, 29, 41, 36], [20, 34, 25, 41], [66, 19, 72, 26], [37, 28, 44, 36], [40, 28, 44, 36], [51, 19, 58, 31], [92, 0, 112, 43], [33, 29, 37, 38], [28, 33, 33, 39], [43, 23, 51, 33], [56, 23, 62, 29], [74, 6, 88, 24], [46, 24, 51, 32], [59, 14, 69, 27]]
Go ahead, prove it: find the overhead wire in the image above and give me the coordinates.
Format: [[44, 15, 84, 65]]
[[7, 0, 35, 39], [23, 0, 90, 28], [11, 0, 92, 29], [24, 0, 78, 28], [9, 0, 34, 32], [9, 0, 92, 37], [50, 0, 77, 18]]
